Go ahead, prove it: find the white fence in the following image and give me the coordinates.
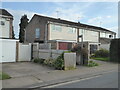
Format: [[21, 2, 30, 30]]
[[18, 43, 31, 61]]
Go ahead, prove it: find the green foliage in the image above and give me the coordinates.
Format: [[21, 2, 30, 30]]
[[53, 53, 64, 70], [110, 39, 120, 63], [0, 72, 11, 80], [71, 44, 88, 65], [87, 61, 99, 67], [91, 57, 109, 61], [93, 49, 109, 58], [65, 66, 76, 70], [12, 26, 15, 39], [43, 58, 55, 67], [19, 14, 29, 43], [64, 51, 72, 53], [33, 58, 45, 64], [33, 52, 65, 70]]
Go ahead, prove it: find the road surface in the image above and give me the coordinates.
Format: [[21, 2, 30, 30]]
[[44, 71, 118, 88]]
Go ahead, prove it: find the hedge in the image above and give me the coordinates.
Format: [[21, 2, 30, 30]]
[[110, 39, 120, 63]]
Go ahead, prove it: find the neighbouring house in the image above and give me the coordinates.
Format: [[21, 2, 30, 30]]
[[0, 9, 14, 38], [0, 9, 31, 63], [25, 14, 116, 54]]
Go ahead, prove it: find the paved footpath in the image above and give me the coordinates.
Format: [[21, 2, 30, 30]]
[[2, 60, 118, 88]]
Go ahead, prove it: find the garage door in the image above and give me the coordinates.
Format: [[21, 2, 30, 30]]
[[59, 42, 68, 50], [0, 39, 17, 63]]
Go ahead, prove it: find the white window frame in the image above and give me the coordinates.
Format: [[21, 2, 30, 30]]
[[35, 28, 40, 38]]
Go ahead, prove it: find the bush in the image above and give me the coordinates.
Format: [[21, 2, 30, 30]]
[[43, 58, 55, 67], [33, 58, 45, 64], [94, 49, 109, 58], [87, 61, 99, 67], [53, 52, 64, 70]]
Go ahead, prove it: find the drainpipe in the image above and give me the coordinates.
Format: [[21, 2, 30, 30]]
[[45, 21, 50, 43], [45, 23, 48, 44]]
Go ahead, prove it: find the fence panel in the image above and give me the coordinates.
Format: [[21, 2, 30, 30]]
[[32, 43, 66, 59], [18, 43, 31, 61]]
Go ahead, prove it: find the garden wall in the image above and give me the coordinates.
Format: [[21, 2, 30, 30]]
[[64, 53, 76, 70]]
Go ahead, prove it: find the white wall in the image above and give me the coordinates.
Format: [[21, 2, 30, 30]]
[[0, 39, 18, 63], [49, 23, 77, 42], [18, 43, 31, 61], [79, 29, 99, 42], [0, 17, 10, 38], [64, 53, 76, 70], [100, 32, 114, 39], [99, 44, 110, 50]]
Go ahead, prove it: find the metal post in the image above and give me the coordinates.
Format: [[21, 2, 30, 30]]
[[81, 35, 83, 65], [45, 23, 48, 44], [78, 34, 83, 65]]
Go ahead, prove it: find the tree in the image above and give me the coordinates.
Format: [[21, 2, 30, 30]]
[[19, 15, 29, 43], [12, 26, 15, 39]]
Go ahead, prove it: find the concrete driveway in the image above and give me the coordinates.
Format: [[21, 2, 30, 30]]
[[2, 62, 56, 78], [1, 60, 118, 88]]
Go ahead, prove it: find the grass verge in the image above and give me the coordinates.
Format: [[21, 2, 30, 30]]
[[0, 72, 11, 80], [91, 57, 109, 61]]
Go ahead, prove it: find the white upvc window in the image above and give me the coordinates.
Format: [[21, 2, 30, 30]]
[[68, 27, 76, 33], [51, 24, 62, 32], [0, 21, 5, 25], [35, 28, 40, 38]]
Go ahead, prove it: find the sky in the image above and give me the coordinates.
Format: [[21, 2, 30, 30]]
[[1, 2, 118, 38]]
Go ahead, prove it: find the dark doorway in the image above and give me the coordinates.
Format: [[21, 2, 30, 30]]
[[90, 44, 98, 54]]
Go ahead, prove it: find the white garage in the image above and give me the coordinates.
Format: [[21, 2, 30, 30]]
[[0, 39, 32, 63], [0, 39, 19, 63]]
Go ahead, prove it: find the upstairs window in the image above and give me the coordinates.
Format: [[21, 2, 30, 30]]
[[68, 27, 76, 33], [51, 24, 62, 32], [35, 28, 40, 38], [0, 21, 5, 25]]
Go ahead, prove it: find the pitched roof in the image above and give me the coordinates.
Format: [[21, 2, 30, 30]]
[[0, 9, 13, 17], [34, 14, 116, 34]]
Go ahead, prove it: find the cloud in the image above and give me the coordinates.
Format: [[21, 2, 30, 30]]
[[108, 26, 118, 36], [44, 2, 95, 22], [87, 15, 118, 36], [50, 7, 85, 21], [87, 15, 117, 28], [87, 16, 103, 26]]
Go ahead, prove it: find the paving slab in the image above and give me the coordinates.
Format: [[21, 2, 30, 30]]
[[2, 76, 43, 88], [2, 62, 56, 78]]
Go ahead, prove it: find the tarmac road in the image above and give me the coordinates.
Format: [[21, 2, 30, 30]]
[[44, 71, 118, 88]]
